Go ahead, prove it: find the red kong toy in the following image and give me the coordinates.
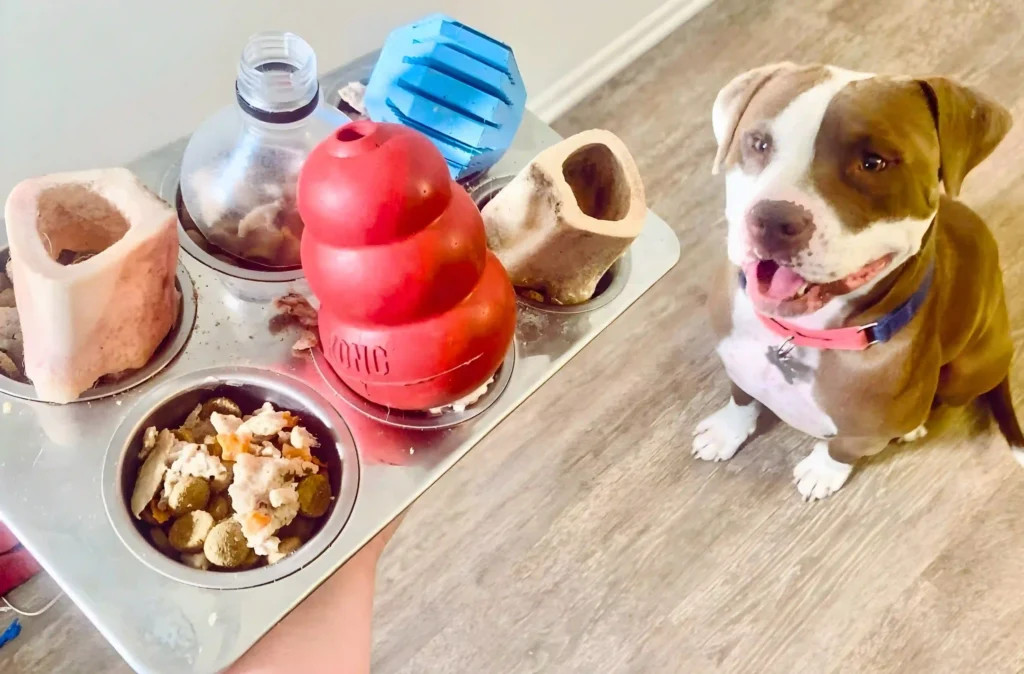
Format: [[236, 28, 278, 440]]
[[298, 120, 516, 410]]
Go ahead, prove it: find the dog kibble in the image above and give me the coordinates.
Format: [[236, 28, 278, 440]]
[[267, 536, 303, 565], [150, 527, 176, 556], [297, 474, 331, 518], [278, 516, 315, 543], [208, 494, 231, 522], [209, 462, 233, 494], [169, 510, 215, 553], [204, 519, 249, 568], [201, 397, 242, 419], [168, 476, 211, 516]]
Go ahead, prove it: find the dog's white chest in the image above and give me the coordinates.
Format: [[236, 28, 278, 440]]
[[716, 289, 838, 439]]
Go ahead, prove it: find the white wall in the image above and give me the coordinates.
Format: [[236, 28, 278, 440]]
[[0, 0, 690, 199]]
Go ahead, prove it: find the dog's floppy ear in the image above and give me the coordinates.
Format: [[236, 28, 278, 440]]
[[712, 62, 796, 175], [917, 77, 1012, 197]]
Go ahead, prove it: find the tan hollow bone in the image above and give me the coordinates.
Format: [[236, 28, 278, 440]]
[[481, 129, 645, 305], [4, 168, 180, 403]]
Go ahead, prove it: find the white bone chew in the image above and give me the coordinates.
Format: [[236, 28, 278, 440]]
[[481, 129, 646, 305], [4, 168, 179, 403]]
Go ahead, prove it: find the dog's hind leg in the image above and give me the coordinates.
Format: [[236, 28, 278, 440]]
[[982, 375, 1024, 465], [692, 383, 761, 462]]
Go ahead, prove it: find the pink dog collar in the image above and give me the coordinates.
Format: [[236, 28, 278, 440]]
[[755, 314, 875, 350], [739, 262, 935, 351]]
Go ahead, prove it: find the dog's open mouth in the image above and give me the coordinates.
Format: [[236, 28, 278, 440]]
[[743, 255, 894, 315]]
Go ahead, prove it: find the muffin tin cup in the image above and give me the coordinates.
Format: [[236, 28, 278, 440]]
[[0, 248, 197, 403], [467, 175, 631, 314], [101, 366, 360, 590], [310, 342, 517, 430]]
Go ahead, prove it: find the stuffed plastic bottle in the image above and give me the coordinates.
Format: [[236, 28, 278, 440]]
[[298, 120, 516, 411]]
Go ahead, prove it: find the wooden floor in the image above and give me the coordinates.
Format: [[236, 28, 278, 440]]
[[5, 0, 1024, 671]]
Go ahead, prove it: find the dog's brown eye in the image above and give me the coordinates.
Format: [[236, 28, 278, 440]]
[[860, 153, 888, 172], [748, 132, 771, 154]]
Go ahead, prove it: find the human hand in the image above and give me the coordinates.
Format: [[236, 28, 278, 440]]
[[352, 510, 406, 568], [228, 509, 409, 674]]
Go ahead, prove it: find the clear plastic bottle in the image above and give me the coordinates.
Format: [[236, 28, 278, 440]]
[[180, 31, 348, 267]]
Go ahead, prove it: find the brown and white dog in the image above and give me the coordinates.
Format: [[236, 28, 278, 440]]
[[695, 63, 1024, 500]]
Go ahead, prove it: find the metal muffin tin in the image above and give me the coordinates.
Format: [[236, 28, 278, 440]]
[[0, 52, 681, 674]]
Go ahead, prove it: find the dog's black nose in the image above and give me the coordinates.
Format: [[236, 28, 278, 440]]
[[747, 200, 815, 260]]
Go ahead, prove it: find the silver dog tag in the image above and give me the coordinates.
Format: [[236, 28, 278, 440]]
[[765, 337, 809, 384]]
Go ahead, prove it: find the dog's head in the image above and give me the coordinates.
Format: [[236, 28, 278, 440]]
[[712, 63, 1011, 317]]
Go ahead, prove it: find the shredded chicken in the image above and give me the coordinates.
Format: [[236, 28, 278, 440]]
[[139, 426, 159, 460], [258, 441, 282, 458], [274, 293, 317, 327], [228, 453, 317, 555], [160, 443, 228, 508], [291, 329, 319, 353], [228, 453, 317, 512], [130, 429, 177, 517], [269, 484, 298, 509], [273, 293, 320, 353], [235, 501, 298, 556], [181, 404, 203, 431], [337, 81, 368, 116], [290, 425, 319, 451], [236, 402, 296, 437], [210, 411, 243, 435]]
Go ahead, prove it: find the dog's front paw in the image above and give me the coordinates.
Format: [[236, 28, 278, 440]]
[[793, 442, 853, 501], [692, 399, 760, 462], [898, 424, 928, 443]]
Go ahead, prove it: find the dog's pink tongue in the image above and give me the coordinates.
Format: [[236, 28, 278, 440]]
[[764, 262, 806, 300]]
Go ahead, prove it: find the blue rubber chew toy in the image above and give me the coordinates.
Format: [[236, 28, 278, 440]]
[[365, 13, 527, 180]]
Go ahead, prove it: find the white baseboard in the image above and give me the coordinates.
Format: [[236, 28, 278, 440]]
[[527, 0, 716, 123]]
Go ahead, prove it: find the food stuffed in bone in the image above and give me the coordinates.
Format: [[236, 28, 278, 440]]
[[188, 165, 304, 268], [3, 168, 179, 403], [481, 129, 646, 305]]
